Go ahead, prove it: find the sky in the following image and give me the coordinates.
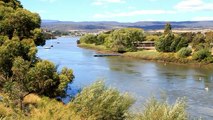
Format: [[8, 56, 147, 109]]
[[20, 0, 213, 22]]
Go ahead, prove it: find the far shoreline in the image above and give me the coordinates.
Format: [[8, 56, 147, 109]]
[[78, 43, 213, 68]]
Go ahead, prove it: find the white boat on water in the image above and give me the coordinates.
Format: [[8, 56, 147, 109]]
[[44, 46, 51, 49]]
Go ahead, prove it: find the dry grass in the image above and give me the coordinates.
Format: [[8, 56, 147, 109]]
[[28, 97, 80, 120], [124, 50, 160, 60], [23, 94, 41, 105], [78, 43, 107, 51], [124, 50, 193, 64]]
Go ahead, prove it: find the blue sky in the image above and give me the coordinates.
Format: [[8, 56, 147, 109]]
[[20, 0, 213, 22]]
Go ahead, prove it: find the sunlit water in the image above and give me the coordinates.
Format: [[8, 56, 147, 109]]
[[37, 37, 213, 119]]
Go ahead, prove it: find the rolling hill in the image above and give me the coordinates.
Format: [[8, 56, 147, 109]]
[[41, 20, 213, 32]]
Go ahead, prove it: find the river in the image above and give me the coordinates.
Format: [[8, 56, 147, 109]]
[[37, 37, 213, 119]]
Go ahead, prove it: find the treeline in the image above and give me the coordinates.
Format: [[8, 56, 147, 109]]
[[0, 0, 74, 111], [155, 24, 213, 61], [79, 23, 213, 62], [80, 28, 146, 53]]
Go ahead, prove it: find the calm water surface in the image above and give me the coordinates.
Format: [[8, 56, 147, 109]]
[[37, 37, 213, 119]]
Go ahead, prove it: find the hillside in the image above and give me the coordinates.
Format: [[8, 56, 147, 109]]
[[41, 20, 213, 32]]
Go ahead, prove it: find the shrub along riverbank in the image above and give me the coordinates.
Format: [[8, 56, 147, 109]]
[[78, 43, 212, 65], [0, 81, 188, 120], [78, 23, 213, 65]]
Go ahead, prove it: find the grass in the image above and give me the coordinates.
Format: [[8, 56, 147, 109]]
[[123, 50, 195, 64], [123, 50, 160, 60], [78, 43, 107, 51]]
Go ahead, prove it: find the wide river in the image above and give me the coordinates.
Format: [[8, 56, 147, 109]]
[[37, 37, 213, 119]]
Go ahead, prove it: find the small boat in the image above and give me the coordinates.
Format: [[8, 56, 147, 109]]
[[51, 45, 54, 47], [94, 54, 121, 57], [44, 46, 51, 49]]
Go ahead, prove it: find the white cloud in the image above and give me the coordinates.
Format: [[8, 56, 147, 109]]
[[93, 10, 175, 19], [93, 0, 125, 5], [175, 0, 213, 11], [192, 16, 213, 21]]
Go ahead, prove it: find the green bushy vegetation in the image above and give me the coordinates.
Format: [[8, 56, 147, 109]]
[[132, 97, 187, 120], [0, 0, 74, 112], [0, 81, 190, 120], [69, 81, 134, 120], [155, 33, 189, 53], [80, 28, 146, 52], [177, 47, 192, 58], [192, 49, 212, 61], [79, 23, 213, 64]]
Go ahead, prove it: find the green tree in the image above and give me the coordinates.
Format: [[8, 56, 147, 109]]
[[181, 32, 194, 43], [176, 37, 189, 52], [104, 28, 145, 52], [164, 23, 172, 34], [0, 0, 22, 9], [0, 2, 45, 46], [155, 23, 175, 52], [170, 35, 181, 52], [192, 32, 205, 49], [205, 31, 213, 44], [96, 33, 108, 45], [0, 0, 75, 113], [79, 34, 97, 44], [31, 28, 45, 46], [155, 33, 174, 52], [192, 49, 211, 61], [0, 37, 38, 76], [4, 57, 31, 110], [57, 67, 74, 95], [26, 60, 58, 97], [177, 47, 192, 58], [0, 36, 8, 46]]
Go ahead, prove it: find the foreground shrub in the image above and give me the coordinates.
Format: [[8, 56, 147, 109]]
[[134, 97, 187, 120], [69, 81, 135, 120], [177, 47, 192, 58], [29, 97, 80, 120], [1, 83, 191, 120], [192, 49, 211, 61]]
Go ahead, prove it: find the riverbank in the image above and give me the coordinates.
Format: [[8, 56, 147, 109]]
[[78, 43, 119, 54], [123, 51, 192, 64], [78, 43, 213, 66]]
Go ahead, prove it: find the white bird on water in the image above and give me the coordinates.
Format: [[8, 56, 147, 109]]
[[205, 87, 209, 91]]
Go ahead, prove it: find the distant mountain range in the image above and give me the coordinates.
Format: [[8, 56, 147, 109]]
[[41, 20, 213, 32]]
